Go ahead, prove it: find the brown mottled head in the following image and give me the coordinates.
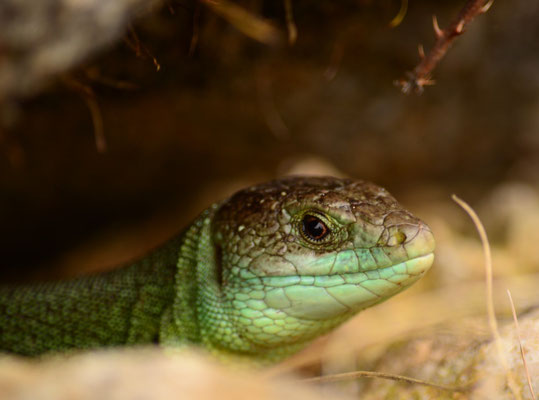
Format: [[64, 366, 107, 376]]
[[208, 176, 434, 350]]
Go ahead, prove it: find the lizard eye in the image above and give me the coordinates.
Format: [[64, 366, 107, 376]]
[[301, 214, 330, 242]]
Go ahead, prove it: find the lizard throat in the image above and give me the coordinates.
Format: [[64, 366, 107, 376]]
[[231, 253, 434, 321]]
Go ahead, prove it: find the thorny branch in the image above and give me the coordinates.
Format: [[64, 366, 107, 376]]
[[396, 0, 493, 94]]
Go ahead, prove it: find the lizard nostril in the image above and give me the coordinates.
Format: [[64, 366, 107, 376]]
[[388, 230, 407, 246]]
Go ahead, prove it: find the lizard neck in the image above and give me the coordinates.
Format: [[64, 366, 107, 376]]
[[163, 205, 258, 357], [163, 205, 236, 349], [164, 205, 315, 363]]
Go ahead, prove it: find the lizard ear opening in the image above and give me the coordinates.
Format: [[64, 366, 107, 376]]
[[214, 244, 224, 287]]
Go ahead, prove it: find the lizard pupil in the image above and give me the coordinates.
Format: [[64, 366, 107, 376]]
[[302, 214, 329, 241]]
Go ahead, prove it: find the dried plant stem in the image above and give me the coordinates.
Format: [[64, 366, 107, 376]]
[[201, 0, 281, 45], [84, 68, 138, 90], [302, 370, 467, 393], [389, 0, 408, 28], [283, 0, 297, 45], [507, 290, 537, 400], [452, 195, 522, 400], [189, 3, 201, 57], [396, 0, 493, 94], [255, 65, 289, 139], [62, 76, 106, 153], [124, 27, 161, 71]]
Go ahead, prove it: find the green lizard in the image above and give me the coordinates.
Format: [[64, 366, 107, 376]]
[[0, 176, 435, 363]]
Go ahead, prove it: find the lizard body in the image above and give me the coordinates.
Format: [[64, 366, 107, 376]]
[[0, 176, 435, 362]]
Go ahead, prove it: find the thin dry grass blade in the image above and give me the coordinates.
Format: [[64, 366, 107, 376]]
[[452, 195, 522, 400], [507, 290, 536, 400]]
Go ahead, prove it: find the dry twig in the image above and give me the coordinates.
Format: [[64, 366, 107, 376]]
[[189, 2, 202, 57], [255, 64, 289, 139], [84, 68, 139, 91], [389, 0, 408, 28], [124, 27, 161, 72], [62, 76, 107, 153], [396, 0, 493, 94], [201, 0, 282, 45], [302, 370, 468, 393], [283, 0, 297, 45]]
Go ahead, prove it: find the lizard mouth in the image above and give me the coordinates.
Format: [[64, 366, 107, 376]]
[[257, 252, 433, 285], [252, 252, 434, 285], [246, 253, 434, 321]]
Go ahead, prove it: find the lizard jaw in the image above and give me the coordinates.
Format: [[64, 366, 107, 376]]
[[255, 253, 434, 320]]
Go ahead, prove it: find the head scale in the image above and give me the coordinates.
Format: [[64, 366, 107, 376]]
[[206, 176, 434, 359]]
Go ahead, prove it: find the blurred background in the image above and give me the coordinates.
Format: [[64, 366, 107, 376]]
[[1, 0, 539, 333], [1, 1, 539, 396]]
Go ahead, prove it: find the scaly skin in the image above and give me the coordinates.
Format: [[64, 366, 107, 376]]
[[0, 176, 435, 363]]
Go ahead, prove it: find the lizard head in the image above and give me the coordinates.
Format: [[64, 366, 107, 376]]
[[209, 176, 435, 359]]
